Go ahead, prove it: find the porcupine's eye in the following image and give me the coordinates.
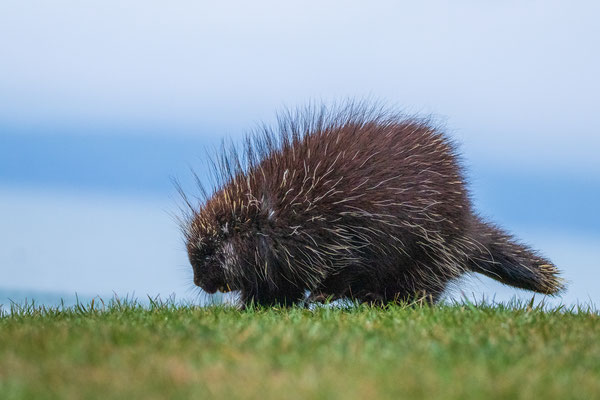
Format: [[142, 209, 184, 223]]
[[189, 242, 213, 266]]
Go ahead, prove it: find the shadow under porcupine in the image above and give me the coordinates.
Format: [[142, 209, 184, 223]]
[[179, 102, 564, 307]]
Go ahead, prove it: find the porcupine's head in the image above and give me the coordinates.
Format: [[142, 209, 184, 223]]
[[184, 191, 252, 295], [185, 211, 233, 294], [181, 164, 282, 301]]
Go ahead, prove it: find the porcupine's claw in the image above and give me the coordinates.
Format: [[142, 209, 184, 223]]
[[218, 284, 232, 293]]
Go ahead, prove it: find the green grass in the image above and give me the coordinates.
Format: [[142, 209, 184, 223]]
[[1, 298, 599, 400]]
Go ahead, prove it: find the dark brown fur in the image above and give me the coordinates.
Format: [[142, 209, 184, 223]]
[[180, 103, 564, 306]]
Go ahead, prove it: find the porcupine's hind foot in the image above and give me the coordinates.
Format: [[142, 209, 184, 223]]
[[357, 273, 448, 306], [309, 270, 447, 306], [331, 282, 444, 306], [357, 287, 443, 306]]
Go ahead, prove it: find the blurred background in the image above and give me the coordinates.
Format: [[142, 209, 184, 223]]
[[1, 1, 598, 308]]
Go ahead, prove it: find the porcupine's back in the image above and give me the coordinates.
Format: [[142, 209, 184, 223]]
[[235, 105, 472, 290]]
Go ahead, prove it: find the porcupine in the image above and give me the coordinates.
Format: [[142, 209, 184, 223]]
[[180, 102, 564, 306]]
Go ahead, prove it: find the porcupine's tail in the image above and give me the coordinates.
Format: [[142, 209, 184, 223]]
[[466, 216, 564, 294]]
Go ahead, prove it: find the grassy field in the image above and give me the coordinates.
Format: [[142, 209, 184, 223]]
[[0, 299, 599, 400]]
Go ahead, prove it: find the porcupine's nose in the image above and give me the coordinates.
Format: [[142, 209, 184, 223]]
[[194, 274, 219, 294]]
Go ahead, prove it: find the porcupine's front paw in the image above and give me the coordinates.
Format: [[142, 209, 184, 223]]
[[307, 292, 334, 303]]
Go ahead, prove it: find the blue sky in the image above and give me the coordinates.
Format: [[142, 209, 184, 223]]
[[1, 1, 598, 306]]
